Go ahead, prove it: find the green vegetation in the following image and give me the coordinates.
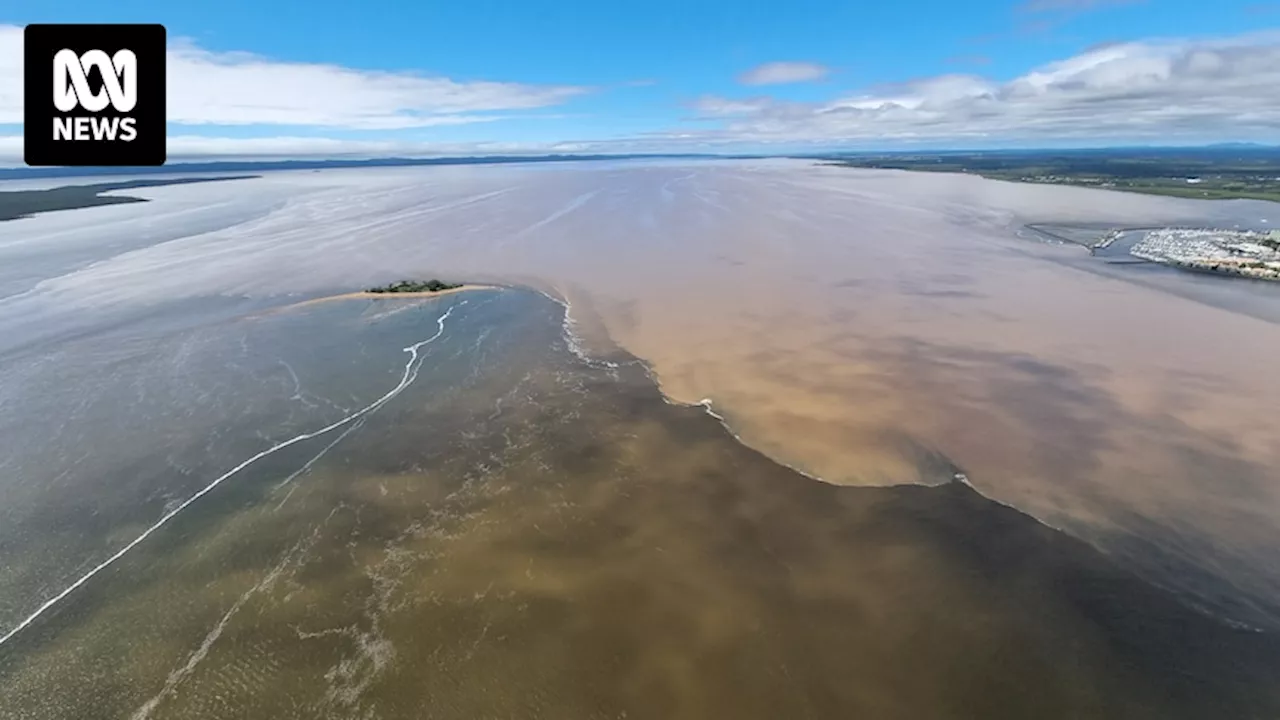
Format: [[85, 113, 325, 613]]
[[1066, 181, 1280, 203], [818, 147, 1280, 203], [366, 279, 463, 294]]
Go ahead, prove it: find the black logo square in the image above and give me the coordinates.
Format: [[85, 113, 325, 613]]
[[24, 24, 166, 167]]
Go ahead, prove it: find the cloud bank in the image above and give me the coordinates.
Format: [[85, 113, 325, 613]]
[[1, 25, 1278, 158], [685, 32, 1280, 145], [0, 24, 588, 129]]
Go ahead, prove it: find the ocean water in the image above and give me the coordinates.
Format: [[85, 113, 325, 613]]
[[1, 288, 1278, 719], [2, 161, 1280, 717]]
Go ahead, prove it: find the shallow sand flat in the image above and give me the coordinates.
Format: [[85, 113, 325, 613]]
[[1, 159, 1278, 626]]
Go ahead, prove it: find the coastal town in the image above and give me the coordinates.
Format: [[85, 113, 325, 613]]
[[1123, 228, 1280, 281]]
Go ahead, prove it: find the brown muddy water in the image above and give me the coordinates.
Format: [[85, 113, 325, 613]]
[[3, 161, 1280, 718], [1, 288, 1278, 719]]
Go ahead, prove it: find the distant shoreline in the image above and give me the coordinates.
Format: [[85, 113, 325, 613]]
[[820, 147, 1280, 204], [0, 176, 259, 222], [0, 154, 744, 182]]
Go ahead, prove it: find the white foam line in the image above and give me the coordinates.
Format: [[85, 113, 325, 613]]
[[683, 394, 1268, 633], [532, 289, 620, 370], [275, 416, 370, 492], [671, 392, 1049, 516], [536, 289, 1059, 511], [0, 303, 463, 649], [271, 415, 369, 513], [129, 547, 291, 720], [530, 290, 833, 487], [664, 394, 829, 485], [533, 288, 1269, 634]]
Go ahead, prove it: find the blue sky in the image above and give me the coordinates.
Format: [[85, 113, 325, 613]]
[[1, 0, 1278, 158]]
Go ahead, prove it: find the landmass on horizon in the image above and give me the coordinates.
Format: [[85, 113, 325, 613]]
[[823, 146, 1280, 203], [0, 176, 258, 221]]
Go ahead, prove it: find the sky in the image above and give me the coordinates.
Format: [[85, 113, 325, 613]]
[[0, 0, 1278, 160]]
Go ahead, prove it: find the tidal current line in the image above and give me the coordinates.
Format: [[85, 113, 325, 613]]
[[0, 303, 463, 649]]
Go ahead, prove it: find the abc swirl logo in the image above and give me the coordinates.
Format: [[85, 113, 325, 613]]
[[52, 48, 139, 141]]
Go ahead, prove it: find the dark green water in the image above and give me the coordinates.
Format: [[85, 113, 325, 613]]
[[1, 288, 1278, 719]]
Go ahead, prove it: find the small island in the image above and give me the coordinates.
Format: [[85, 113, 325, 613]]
[[366, 279, 463, 294], [271, 279, 492, 314]]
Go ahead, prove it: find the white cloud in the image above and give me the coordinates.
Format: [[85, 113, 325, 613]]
[[737, 61, 830, 86], [686, 32, 1280, 145], [690, 96, 776, 117], [0, 26, 19, 123], [2, 25, 1278, 156], [0, 25, 589, 128]]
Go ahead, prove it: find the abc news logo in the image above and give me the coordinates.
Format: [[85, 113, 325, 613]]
[[25, 24, 166, 167], [53, 49, 139, 142]]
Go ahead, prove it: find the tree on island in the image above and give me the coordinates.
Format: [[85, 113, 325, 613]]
[[367, 279, 463, 294]]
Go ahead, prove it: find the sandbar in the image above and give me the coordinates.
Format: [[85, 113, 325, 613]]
[[280, 284, 497, 311]]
